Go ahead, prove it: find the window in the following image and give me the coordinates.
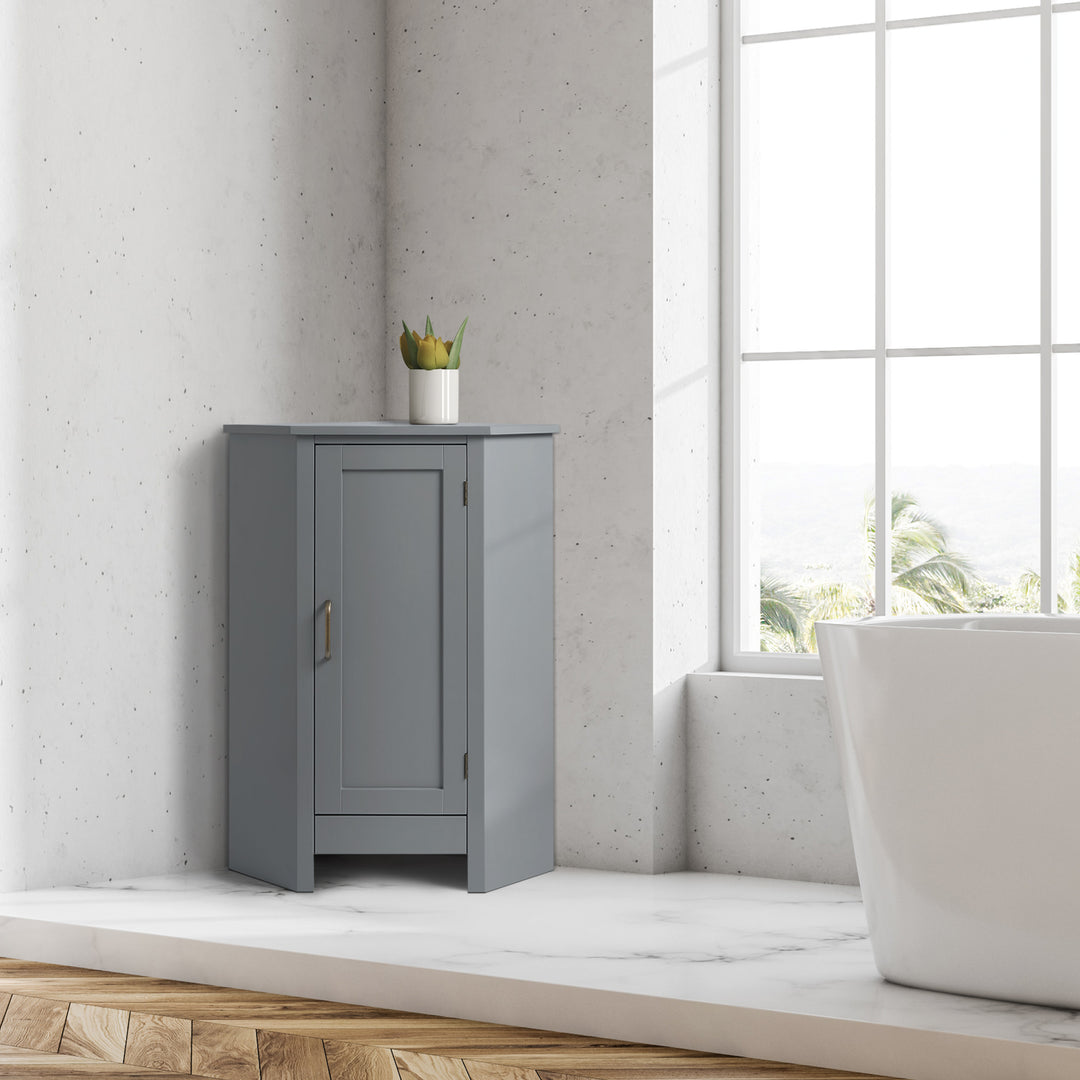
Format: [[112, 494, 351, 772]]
[[721, 0, 1080, 672]]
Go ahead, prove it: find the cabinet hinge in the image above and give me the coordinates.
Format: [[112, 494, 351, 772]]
[[464, 753, 469, 779], [463, 480, 469, 506]]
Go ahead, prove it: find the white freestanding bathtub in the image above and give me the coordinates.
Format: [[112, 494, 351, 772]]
[[817, 613, 1080, 1009]]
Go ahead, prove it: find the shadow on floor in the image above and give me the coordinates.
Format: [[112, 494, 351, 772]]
[[315, 853, 468, 891]]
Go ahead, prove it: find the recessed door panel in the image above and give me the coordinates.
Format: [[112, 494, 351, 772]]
[[315, 443, 467, 816], [340, 468, 443, 792]]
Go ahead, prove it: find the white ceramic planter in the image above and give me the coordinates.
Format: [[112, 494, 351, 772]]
[[409, 369, 459, 424]]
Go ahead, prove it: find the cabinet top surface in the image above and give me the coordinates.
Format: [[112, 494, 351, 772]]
[[223, 421, 559, 437]]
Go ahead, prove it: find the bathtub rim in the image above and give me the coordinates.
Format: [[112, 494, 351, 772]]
[[815, 612, 1080, 635]]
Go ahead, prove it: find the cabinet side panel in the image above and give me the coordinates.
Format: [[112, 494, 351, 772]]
[[228, 435, 313, 890], [468, 436, 556, 892]]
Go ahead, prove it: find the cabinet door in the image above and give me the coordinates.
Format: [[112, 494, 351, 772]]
[[314, 444, 467, 816]]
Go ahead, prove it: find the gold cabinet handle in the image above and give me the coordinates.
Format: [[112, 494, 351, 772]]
[[324, 600, 332, 661]]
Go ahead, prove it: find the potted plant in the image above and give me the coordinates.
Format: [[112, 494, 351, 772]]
[[399, 315, 468, 424]]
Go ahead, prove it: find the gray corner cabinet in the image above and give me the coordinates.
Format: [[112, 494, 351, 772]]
[[224, 422, 557, 893]]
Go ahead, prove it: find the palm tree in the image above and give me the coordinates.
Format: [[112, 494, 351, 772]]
[[1068, 553, 1080, 612], [1013, 553, 1080, 613], [762, 491, 979, 652], [862, 492, 977, 615], [802, 580, 872, 651], [759, 574, 808, 652], [1015, 568, 1046, 612]]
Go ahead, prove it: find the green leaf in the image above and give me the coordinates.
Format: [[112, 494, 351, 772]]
[[447, 316, 468, 370], [401, 320, 419, 369], [425, 315, 434, 337], [759, 573, 808, 648]]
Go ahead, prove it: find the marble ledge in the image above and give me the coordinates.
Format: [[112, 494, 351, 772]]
[[0, 863, 1077, 1080], [690, 670, 825, 684]]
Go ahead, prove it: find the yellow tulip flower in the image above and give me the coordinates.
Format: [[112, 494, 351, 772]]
[[398, 316, 466, 369], [417, 333, 450, 370]]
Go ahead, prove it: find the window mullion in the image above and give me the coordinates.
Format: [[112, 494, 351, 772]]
[[1040, 0, 1057, 612], [874, 0, 892, 615]]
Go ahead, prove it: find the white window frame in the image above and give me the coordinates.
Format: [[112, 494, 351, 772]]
[[721, 0, 1080, 674]]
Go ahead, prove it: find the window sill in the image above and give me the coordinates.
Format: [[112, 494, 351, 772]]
[[691, 669, 824, 684], [715, 651, 823, 677]]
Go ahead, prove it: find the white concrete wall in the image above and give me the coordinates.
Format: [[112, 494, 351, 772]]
[[0, 0, 386, 890], [385, 1, 660, 871], [0, 0, 859, 891], [652, 1, 855, 885], [688, 674, 857, 884], [652, 0, 720, 870], [380, 0, 856, 885]]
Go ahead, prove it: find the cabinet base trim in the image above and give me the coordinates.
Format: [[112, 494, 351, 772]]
[[315, 815, 467, 855]]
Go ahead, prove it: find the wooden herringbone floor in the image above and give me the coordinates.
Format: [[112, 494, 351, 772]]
[[0, 958, 900, 1080]]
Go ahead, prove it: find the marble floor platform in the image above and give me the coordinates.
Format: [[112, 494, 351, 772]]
[[0, 858, 1077, 1080]]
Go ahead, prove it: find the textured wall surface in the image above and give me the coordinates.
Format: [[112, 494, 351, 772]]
[[0, 0, 857, 891], [0, 1, 385, 890], [651, 0, 719, 870], [653, 0, 716, 693], [687, 673, 858, 885], [386, 1, 658, 870]]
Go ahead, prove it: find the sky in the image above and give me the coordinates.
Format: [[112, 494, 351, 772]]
[[743, 6, 1080, 470]]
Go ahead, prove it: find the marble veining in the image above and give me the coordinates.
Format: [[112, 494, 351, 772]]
[[1, 864, 1079, 1080]]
